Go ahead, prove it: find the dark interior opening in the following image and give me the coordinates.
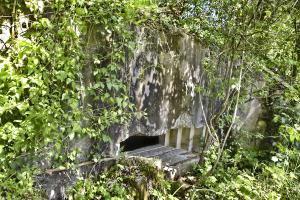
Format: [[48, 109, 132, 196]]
[[21, 22, 27, 29], [120, 135, 159, 151]]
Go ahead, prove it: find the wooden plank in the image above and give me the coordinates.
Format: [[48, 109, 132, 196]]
[[135, 146, 174, 158], [172, 157, 199, 176], [171, 155, 198, 166], [159, 148, 187, 160], [126, 144, 163, 155], [162, 154, 191, 166], [188, 127, 195, 152], [160, 147, 198, 166], [176, 128, 182, 149]]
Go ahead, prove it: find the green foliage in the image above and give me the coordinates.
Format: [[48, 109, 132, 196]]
[[0, 0, 158, 198], [188, 146, 300, 200], [166, 1, 300, 199], [68, 158, 177, 200]]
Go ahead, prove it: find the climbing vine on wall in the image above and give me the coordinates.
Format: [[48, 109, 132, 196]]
[[0, 0, 159, 198]]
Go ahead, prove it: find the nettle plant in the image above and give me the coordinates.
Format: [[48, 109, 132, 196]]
[[0, 0, 157, 197]]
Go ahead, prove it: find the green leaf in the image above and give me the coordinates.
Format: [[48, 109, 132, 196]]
[[75, 7, 87, 15], [265, 10, 271, 18], [62, 92, 68, 100], [0, 145, 3, 154], [39, 18, 52, 28]]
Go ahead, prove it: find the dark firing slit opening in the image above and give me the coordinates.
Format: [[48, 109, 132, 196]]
[[120, 135, 159, 151]]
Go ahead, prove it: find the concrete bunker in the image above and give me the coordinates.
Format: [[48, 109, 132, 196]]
[[118, 127, 207, 178]]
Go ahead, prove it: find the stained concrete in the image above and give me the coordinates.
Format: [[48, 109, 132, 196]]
[[110, 28, 217, 155]]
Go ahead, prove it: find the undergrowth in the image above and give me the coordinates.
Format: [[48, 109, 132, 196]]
[[186, 145, 300, 200], [67, 158, 178, 200]]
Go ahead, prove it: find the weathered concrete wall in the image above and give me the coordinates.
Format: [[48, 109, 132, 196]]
[[110, 27, 215, 153], [108, 27, 266, 155]]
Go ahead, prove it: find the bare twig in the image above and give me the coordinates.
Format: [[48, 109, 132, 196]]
[[210, 67, 243, 173]]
